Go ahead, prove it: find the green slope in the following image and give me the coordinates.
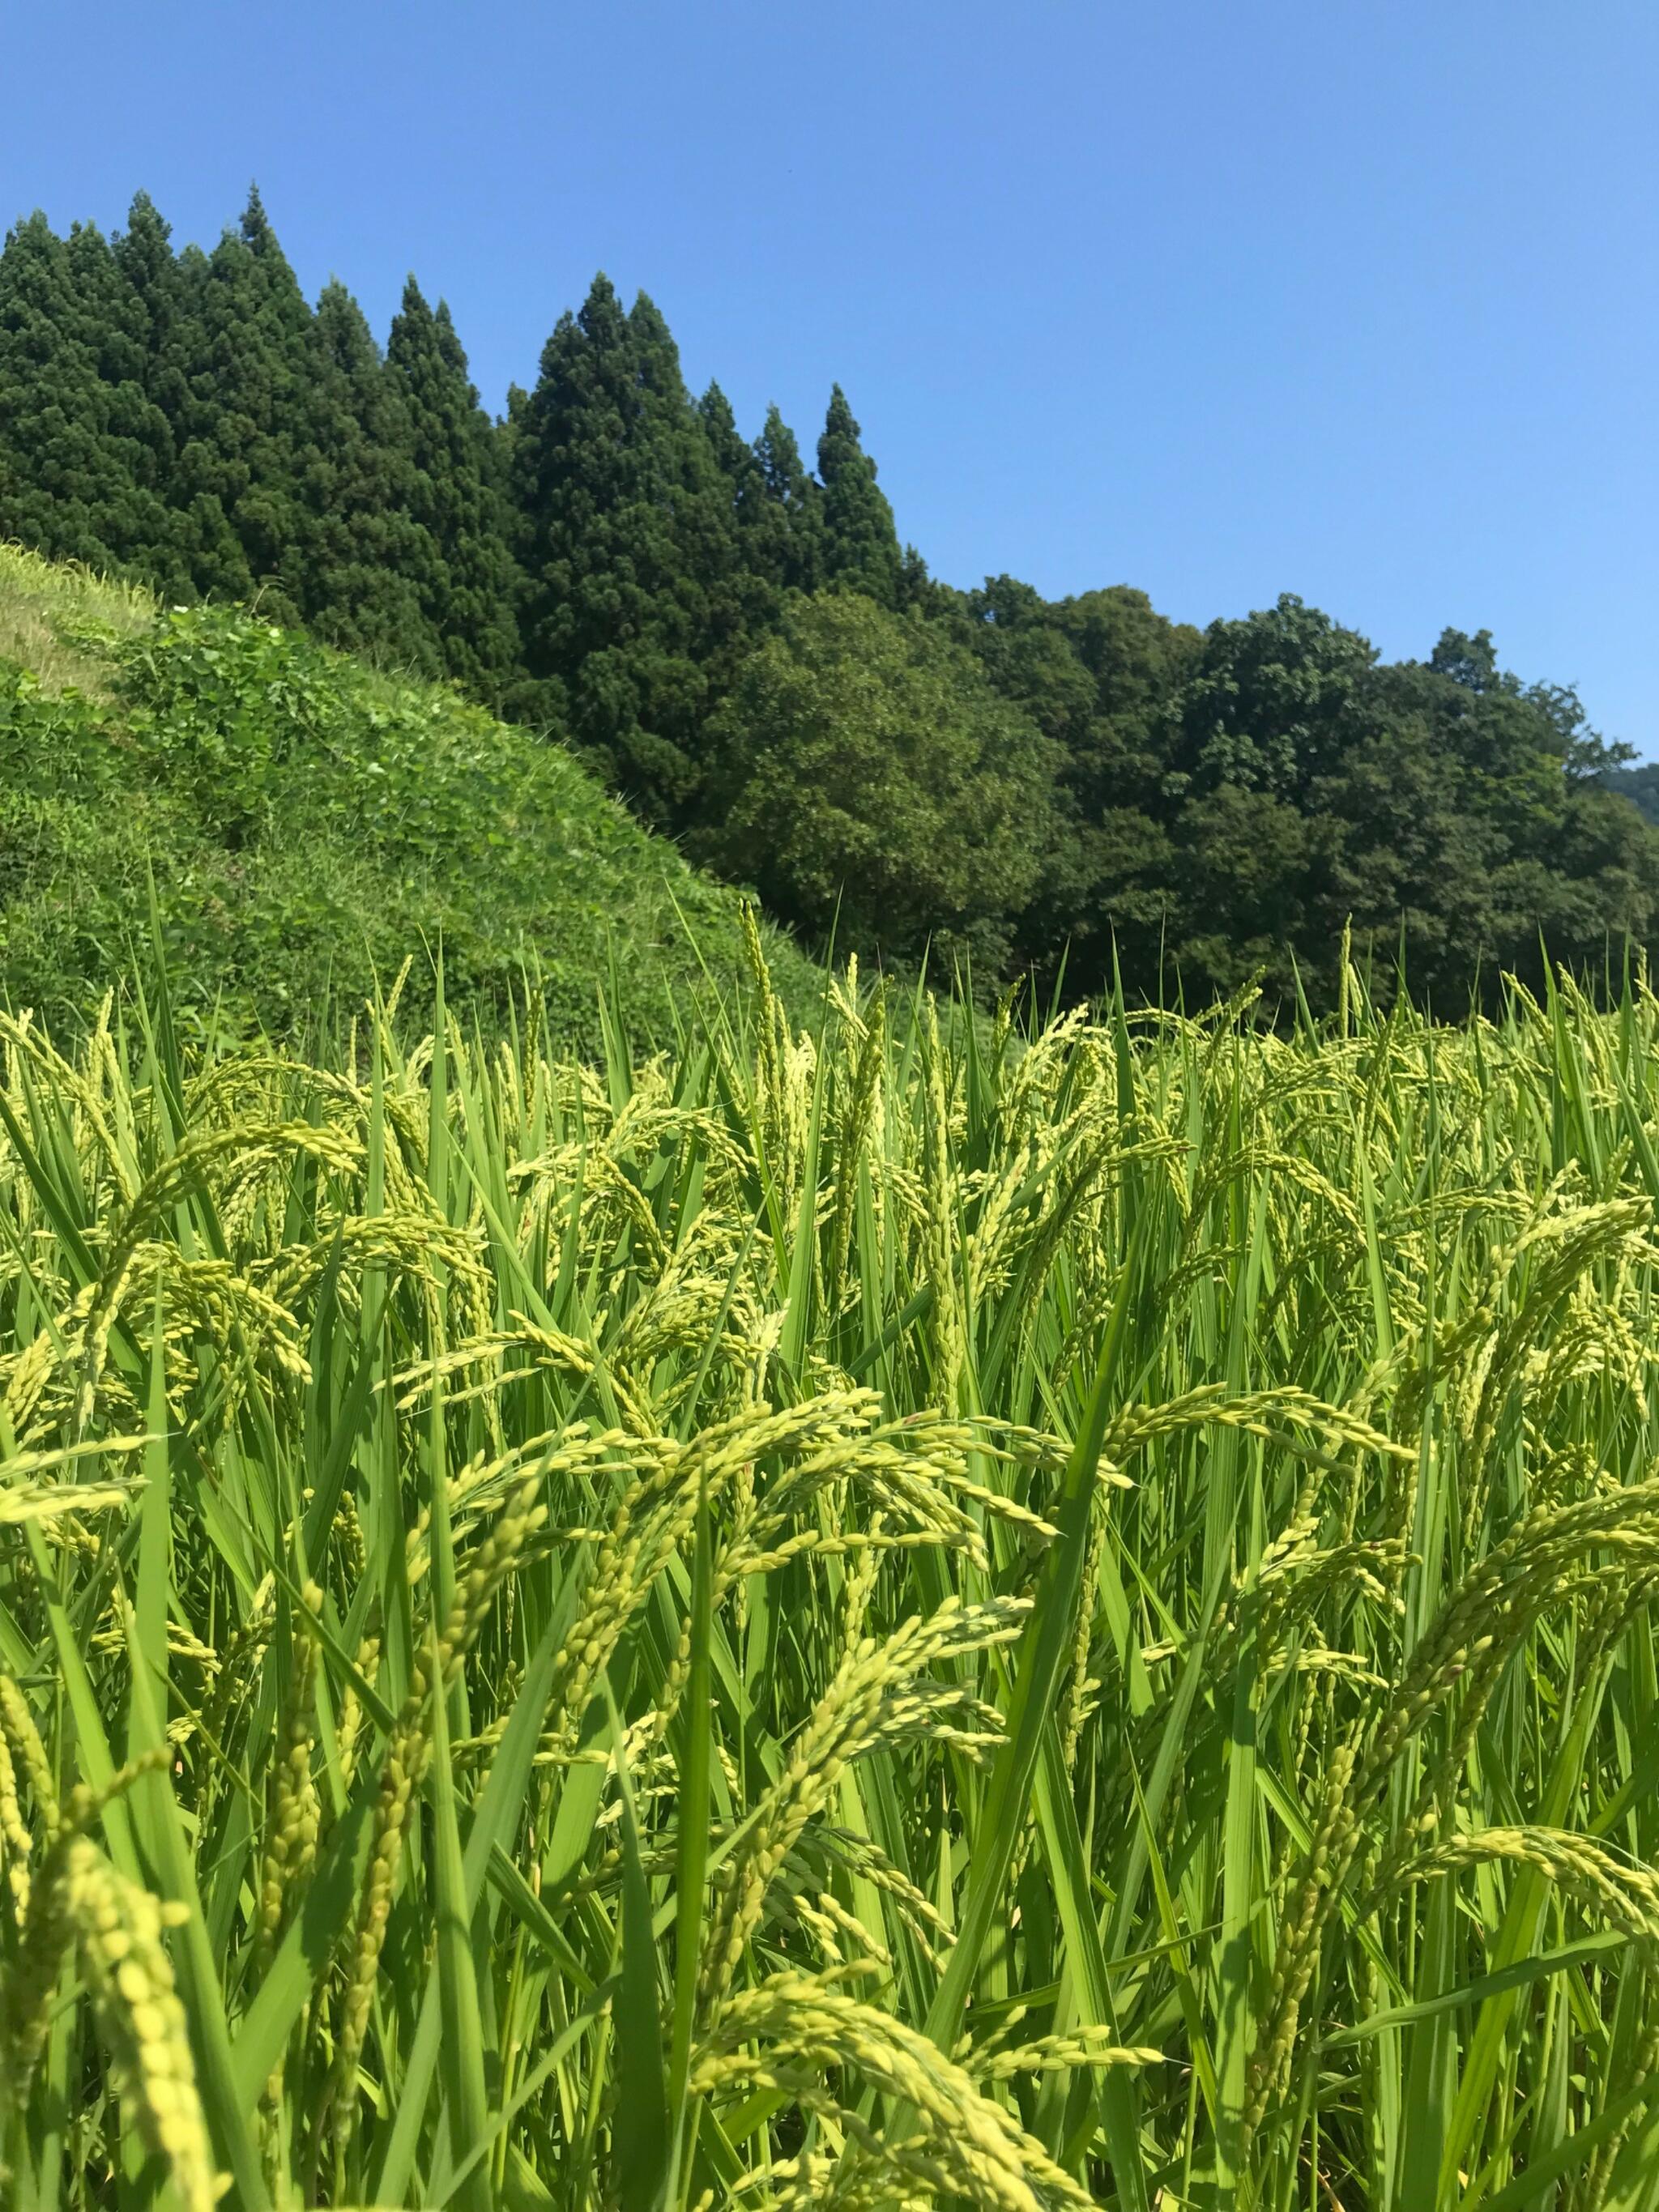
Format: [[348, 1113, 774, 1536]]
[[0, 542, 821, 1047], [1601, 761, 1659, 828]]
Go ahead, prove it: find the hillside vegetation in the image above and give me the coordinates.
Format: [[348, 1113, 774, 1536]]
[[5, 190, 1657, 1009], [0, 542, 819, 1047], [1602, 763, 1659, 827], [5, 948, 1659, 2208]]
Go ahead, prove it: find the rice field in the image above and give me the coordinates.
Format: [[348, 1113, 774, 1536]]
[[4, 931, 1659, 2211]]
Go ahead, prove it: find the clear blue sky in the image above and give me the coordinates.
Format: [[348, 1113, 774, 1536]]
[[6, 2, 1656, 751]]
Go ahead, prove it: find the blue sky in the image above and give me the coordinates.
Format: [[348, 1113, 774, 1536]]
[[6, 2, 1655, 751]]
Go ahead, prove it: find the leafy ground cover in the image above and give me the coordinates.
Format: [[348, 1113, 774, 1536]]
[[3, 937, 1659, 2208], [0, 542, 820, 1051]]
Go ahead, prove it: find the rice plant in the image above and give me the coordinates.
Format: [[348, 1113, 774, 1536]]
[[3, 933, 1659, 2210]]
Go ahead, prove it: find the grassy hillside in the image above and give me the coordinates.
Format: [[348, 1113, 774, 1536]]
[[0, 543, 821, 1049]]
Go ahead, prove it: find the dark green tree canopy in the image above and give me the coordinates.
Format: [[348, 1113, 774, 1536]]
[[699, 590, 1061, 970], [0, 214, 130, 569], [512, 275, 744, 823], [1166, 619, 1659, 1006], [105, 193, 195, 595], [1172, 593, 1376, 803], [166, 187, 325, 616], [697, 379, 790, 656], [297, 280, 435, 670], [386, 279, 522, 696], [755, 403, 825, 593], [816, 385, 902, 607], [941, 577, 1202, 987]]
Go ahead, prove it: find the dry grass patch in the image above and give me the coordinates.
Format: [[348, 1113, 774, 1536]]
[[0, 540, 156, 694]]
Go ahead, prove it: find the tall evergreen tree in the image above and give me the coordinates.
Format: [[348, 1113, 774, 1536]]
[[300, 280, 436, 671], [697, 380, 791, 654], [168, 187, 315, 620], [105, 193, 195, 595], [755, 403, 825, 593], [698, 384, 765, 533], [512, 274, 740, 824], [815, 384, 901, 607], [386, 279, 521, 697], [0, 215, 134, 570], [146, 240, 246, 603]]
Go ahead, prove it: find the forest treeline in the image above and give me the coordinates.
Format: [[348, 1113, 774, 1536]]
[[3, 186, 1656, 1008]]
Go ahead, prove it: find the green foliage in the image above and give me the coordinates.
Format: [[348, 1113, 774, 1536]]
[[0, 539, 152, 693], [815, 382, 902, 607], [948, 578, 1204, 981], [0, 192, 516, 694], [0, 656, 212, 1029], [697, 381, 794, 652], [386, 279, 522, 701], [5, 185, 1659, 1012], [1166, 605, 1658, 1006], [0, 546, 818, 1046], [701, 589, 1061, 969], [1601, 761, 1659, 825], [299, 280, 436, 672], [945, 577, 1659, 1008], [166, 189, 318, 616], [512, 276, 746, 825], [0, 215, 133, 571], [6, 950, 1659, 2208], [755, 400, 826, 592], [1171, 590, 1375, 803]]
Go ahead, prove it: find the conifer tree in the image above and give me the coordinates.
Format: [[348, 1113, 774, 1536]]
[[698, 384, 766, 538], [106, 193, 194, 595], [512, 274, 739, 824], [698, 380, 788, 652], [300, 280, 436, 671], [67, 219, 157, 568], [146, 240, 247, 603], [386, 279, 521, 697], [750, 403, 825, 595], [168, 187, 315, 620], [815, 383, 901, 607], [0, 215, 131, 569]]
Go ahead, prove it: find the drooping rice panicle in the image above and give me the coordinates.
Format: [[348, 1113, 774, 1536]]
[[2, 946, 1659, 2209]]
